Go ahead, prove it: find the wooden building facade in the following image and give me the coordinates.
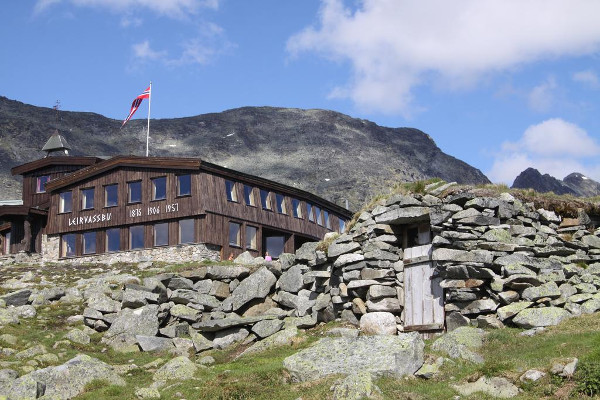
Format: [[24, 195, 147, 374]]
[[2, 151, 352, 261]]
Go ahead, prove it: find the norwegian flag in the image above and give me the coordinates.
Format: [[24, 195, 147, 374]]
[[122, 86, 151, 127]]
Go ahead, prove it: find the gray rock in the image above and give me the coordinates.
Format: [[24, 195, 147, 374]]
[[278, 253, 296, 270], [87, 292, 121, 314], [461, 299, 498, 315], [521, 281, 561, 301], [476, 315, 505, 329], [446, 312, 470, 331], [326, 328, 360, 338], [453, 376, 520, 398], [497, 301, 533, 321], [64, 329, 91, 345], [153, 356, 197, 381], [0, 375, 45, 400], [169, 289, 220, 309], [193, 314, 278, 332], [1, 289, 32, 306], [24, 355, 125, 399], [193, 279, 213, 294], [122, 287, 159, 308], [431, 327, 485, 364], [213, 327, 250, 349], [234, 251, 255, 264], [238, 327, 299, 358], [327, 240, 361, 258], [432, 249, 493, 263], [251, 319, 285, 338], [520, 369, 546, 382], [374, 207, 430, 225], [188, 329, 213, 353], [29, 287, 66, 305], [333, 254, 365, 268], [581, 298, 600, 314], [367, 285, 397, 300], [102, 304, 160, 352], [331, 372, 379, 400], [206, 265, 250, 280], [512, 307, 571, 329], [136, 335, 175, 352], [360, 312, 397, 335], [227, 267, 277, 311], [366, 297, 402, 312], [283, 333, 424, 382], [277, 264, 305, 293], [170, 304, 201, 322]]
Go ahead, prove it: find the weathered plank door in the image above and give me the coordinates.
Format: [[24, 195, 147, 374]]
[[403, 244, 445, 331]]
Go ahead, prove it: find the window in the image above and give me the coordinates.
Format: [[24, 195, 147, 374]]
[[129, 225, 144, 249], [324, 210, 331, 229], [229, 222, 241, 247], [152, 177, 166, 201], [315, 206, 323, 225], [275, 194, 287, 214], [243, 185, 255, 206], [260, 189, 271, 210], [81, 188, 95, 210], [61, 234, 76, 257], [36, 176, 50, 193], [225, 180, 237, 202], [104, 184, 118, 207], [154, 223, 169, 246], [4, 231, 11, 254], [128, 181, 142, 204], [59, 191, 72, 213], [179, 219, 195, 244], [265, 235, 285, 259], [339, 219, 346, 233], [307, 203, 314, 222], [177, 175, 191, 197], [292, 199, 302, 218], [246, 226, 257, 250], [83, 231, 96, 254], [106, 228, 120, 252]]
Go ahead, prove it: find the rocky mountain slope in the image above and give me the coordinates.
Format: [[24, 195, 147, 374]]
[[511, 167, 600, 197], [0, 96, 489, 209]]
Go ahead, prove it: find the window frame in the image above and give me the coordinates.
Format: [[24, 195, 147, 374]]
[[82, 231, 97, 255], [104, 184, 118, 208], [225, 180, 238, 202], [151, 176, 167, 201], [315, 206, 323, 226], [243, 185, 256, 207], [59, 191, 73, 214], [106, 228, 120, 253], [245, 225, 258, 250], [36, 175, 50, 193], [292, 199, 302, 219], [179, 218, 195, 244], [228, 221, 241, 247], [80, 187, 95, 210], [324, 210, 331, 229], [275, 193, 287, 214], [153, 222, 169, 247], [61, 233, 76, 258], [176, 174, 192, 197], [129, 225, 145, 250], [260, 189, 272, 211], [127, 181, 142, 204], [307, 203, 314, 222]]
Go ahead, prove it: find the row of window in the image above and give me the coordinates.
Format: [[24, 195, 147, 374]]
[[61, 218, 195, 257], [58, 175, 192, 213], [227, 221, 286, 258], [225, 180, 345, 231]]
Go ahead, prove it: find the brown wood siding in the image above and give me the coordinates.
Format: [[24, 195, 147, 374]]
[[46, 167, 203, 235], [23, 165, 88, 208]]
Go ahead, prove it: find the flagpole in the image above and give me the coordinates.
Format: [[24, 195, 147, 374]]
[[146, 81, 152, 157]]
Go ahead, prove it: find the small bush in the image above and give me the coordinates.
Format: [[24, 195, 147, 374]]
[[576, 361, 600, 396]]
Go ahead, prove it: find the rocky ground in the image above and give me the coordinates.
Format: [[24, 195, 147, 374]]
[[0, 259, 599, 400]]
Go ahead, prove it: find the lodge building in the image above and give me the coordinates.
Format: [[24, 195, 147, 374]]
[[0, 133, 352, 262]]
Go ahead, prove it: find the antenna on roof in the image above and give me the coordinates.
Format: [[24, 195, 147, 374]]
[[42, 100, 71, 157], [53, 100, 61, 124]]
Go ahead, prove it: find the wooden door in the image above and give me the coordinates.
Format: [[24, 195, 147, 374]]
[[404, 244, 444, 331]]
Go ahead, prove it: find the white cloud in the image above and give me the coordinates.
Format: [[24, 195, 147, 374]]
[[527, 77, 557, 113], [288, 0, 600, 115], [34, 0, 220, 18], [132, 41, 167, 61], [487, 119, 600, 184], [573, 69, 600, 89]]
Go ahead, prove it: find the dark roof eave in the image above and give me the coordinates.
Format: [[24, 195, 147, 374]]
[[11, 156, 104, 176], [0, 205, 48, 218]]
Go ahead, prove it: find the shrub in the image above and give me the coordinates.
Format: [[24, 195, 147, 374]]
[[576, 361, 600, 396]]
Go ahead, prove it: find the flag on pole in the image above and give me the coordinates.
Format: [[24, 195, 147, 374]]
[[122, 86, 151, 127]]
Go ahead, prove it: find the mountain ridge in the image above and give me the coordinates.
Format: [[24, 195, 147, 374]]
[[511, 167, 600, 197], [0, 96, 490, 209]]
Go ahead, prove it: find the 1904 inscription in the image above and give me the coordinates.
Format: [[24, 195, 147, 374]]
[[130, 203, 179, 218]]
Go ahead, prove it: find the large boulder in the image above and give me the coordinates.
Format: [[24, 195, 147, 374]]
[[225, 267, 277, 311], [512, 307, 571, 329], [431, 327, 485, 364], [283, 333, 424, 382], [23, 355, 125, 400], [453, 376, 520, 398], [359, 312, 397, 335], [153, 356, 197, 381], [102, 304, 159, 352]]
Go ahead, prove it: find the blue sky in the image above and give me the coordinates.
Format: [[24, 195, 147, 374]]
[[1, 0, 600, 185]]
